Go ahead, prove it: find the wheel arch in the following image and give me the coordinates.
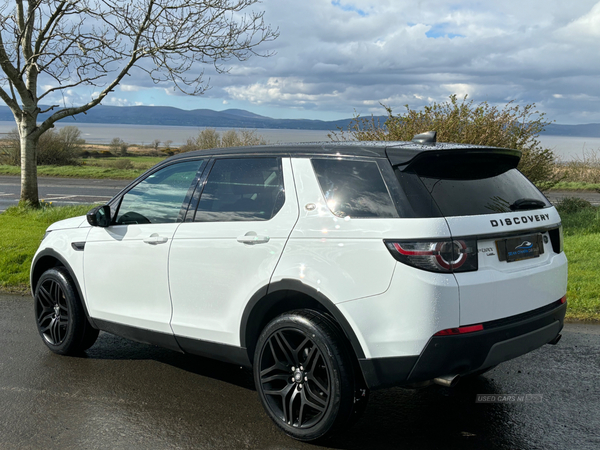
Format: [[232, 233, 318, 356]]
[[31, 249, 97, 328], [240, 279, 366, 365]]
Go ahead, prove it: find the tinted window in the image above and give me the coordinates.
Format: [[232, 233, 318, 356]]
[[410, 168, 551, 217], [311, 159, 398, 218], [116, 160, 203, 224], [195, 158, 284, 222]]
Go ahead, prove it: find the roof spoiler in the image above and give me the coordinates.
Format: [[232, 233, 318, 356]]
[[386, 143, 522, 179]]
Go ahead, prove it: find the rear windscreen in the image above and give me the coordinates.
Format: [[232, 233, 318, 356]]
[[395, 168, 552, 217]]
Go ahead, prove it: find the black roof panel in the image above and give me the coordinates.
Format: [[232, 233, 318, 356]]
[[164, 141, 520, 166]]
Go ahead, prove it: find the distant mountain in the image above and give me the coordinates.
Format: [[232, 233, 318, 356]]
[[543, 123, 600, 137], [1, 104, 598, 136], [0, 104, 361, 131]]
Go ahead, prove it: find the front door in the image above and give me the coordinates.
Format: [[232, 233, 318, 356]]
[[84, 159, 204, 333]]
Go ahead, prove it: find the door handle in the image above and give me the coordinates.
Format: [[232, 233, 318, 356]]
[[143, 234, 169, 245], [237, 232, 270, 245]]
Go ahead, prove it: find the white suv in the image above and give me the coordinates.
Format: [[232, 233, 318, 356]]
[[31, 137, 567, 441]]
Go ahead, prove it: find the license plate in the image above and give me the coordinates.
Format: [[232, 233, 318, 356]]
[[496, 233, 544, 262]]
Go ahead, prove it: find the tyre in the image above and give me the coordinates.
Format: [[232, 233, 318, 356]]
[[34, 267, 99, 355], [254, 309, 366, 441]]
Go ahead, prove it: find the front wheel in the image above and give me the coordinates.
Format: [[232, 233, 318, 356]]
[[254, 310, 364, 441], [34, 267, 99, 355]]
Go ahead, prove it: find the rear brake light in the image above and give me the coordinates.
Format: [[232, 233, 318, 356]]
[[385, 239, 478, 273], [549, 225, 564, 254], [435, 324, 484, 336], [560, 295, 567, 304]]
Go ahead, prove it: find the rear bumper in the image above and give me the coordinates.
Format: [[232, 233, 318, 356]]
[[359, 299, 566, 390]]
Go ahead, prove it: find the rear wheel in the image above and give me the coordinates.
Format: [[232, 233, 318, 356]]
[[254, 310, 366, 441], [34, 267, 99, 355]]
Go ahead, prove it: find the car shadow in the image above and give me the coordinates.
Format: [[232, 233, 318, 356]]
[[74, 332, 525, 450], [80, 331, 256, 391]]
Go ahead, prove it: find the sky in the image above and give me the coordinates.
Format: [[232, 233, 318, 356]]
[[8, 0, 600, 124]]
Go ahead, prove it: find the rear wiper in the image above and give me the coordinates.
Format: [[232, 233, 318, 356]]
[[510, 198, 547, 211]]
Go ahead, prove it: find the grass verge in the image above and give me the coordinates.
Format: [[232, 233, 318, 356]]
[[550, 181, 600, 191], [0, 205, 92, 293], [0, 164, 148, 180], [0, 204, 599, 321]]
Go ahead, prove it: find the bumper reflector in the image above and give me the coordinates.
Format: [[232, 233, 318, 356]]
[[434, 324, 484, 336]]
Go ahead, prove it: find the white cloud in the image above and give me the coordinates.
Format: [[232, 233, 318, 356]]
[[23, 0, 600, 123], [558, 2, 600, 39], [120, 84, 143, 92]]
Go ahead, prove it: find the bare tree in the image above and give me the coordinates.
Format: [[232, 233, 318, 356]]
[[0, 1, 277, 205], [109, 137, 128, 156]]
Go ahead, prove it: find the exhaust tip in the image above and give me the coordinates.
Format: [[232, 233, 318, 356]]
[[433, 374, 460, 388], [548, 334, 562, 345]]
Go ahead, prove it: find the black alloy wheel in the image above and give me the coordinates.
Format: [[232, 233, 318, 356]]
[[36, 276, 69, 346], [34, 267, 99, 355], [259, 327, 332, 428], [254, 310, 362, 441]]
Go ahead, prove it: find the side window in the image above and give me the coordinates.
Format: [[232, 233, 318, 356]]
[[116, 160, 203, 225], [195, 158, 284, 222], [311, 158, 399, 218]]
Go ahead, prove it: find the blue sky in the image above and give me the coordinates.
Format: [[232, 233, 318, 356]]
[[6, 0, 600, 124]]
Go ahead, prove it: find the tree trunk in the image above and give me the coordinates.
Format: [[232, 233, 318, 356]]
[[19, 118, 39, 206]]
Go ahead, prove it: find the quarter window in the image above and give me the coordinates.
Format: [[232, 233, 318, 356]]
[[195, 158, 284, 222], [116, 160, 203, 225], [311, 159, 398, 218]]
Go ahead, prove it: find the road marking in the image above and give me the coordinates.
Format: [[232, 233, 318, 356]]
[[44, 194, 112, 200]]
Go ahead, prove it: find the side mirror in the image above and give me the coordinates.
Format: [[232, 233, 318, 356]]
[[87, 205, 112, 227]]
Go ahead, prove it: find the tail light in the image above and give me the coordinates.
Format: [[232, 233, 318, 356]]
[[384, 239, 478, 273], [548, 225, 564, 254]]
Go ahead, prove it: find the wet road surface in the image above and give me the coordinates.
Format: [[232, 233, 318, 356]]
[[1, 294, 599, 450]]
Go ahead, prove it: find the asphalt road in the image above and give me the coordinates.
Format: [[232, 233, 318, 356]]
[[0, 176, 129, 212], [0, 294, 598, 450]]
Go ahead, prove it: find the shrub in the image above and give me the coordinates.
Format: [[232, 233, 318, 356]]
[[109, 137, 129, 156], [37, 126, 85, 166], [177, 129, 268, 154], [196, 128, 220, 150], [331, 95, 560, 189], [558, 149, 600, 184], [0, 129, 20, 165], [556, 197, 594, 215], [105, 159, 134, 170]]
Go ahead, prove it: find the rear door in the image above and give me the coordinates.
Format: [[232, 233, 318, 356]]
[[168, 157, 299, 347]]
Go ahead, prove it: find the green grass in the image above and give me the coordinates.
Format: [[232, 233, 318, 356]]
[[82, 156, 165, 170], [0, 204, 92, 292], [0, 203, 599, 321], [564, 234, 600, 321], [0, 164, 147, 179], [550, 181, 600, 191], [0, 157, 166, 179]]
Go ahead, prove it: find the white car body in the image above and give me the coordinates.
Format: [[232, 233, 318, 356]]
[[32, 140, 567, 438]]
